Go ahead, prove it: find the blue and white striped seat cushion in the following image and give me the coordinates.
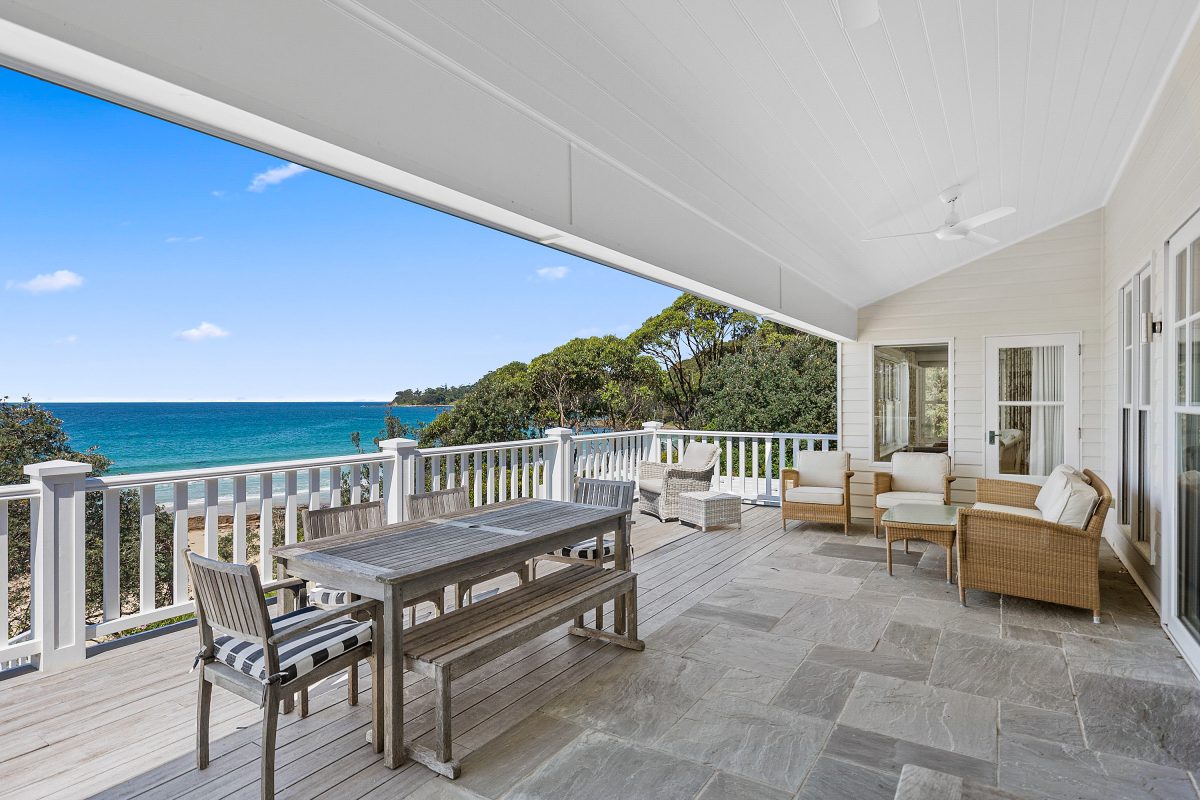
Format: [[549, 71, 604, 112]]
[[309, 583, 351, 606], [212, 606, 371, 684], [554, 539, 615, 560]]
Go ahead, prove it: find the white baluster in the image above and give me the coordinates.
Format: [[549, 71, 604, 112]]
[[233, 476, 248, 564], [368, 462, 381, 502], [258, 472, 274, 578], [102, 488, 120, 619], [204, 479, 219, 560], [307, 467, 321, 510], [172, 481, 189, 603], [285, 470, 299, 545], [139, 485, 156, 612], [329, 465, 343, 507]]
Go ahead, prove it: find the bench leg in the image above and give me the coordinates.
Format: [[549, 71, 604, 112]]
[[435, 667, 453, 765], [626, 575, 639, 643], [369, 648, 383, 754], [196, 670, 211, 770], [299, 686, 309, 718], [347, 662, 358, 706], [260, 684, 279, 800]]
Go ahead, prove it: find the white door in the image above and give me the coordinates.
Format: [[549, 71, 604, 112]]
[[1119, 265, 1156, 562], [1165, 211, 1200, 669], [984, 333, 1081, 482]]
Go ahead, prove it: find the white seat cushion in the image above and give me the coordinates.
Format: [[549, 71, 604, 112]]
[[973, 502, 1043, 520], [639, 478, 663, 496], [785, 486, 845, 506], [213, 606, 372, 684], [795, 450, 850, 489], [309, 583, 350, 606], [875, 491, 943, 509], [554, 539, 615, 560], [890, 452, 951, 493]]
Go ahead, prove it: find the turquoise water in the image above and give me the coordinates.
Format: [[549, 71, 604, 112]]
[[46, 402, 447, 475]]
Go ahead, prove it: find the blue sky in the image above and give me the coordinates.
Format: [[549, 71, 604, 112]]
[[0, 67, 680, 402]]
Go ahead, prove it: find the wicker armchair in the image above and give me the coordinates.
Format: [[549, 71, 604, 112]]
[[781, 450, 854, 534], [638, 442, 719, 521], [873, 452, 955, 537], [957, 469, 1112, 622]]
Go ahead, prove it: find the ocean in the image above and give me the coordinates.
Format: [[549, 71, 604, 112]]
[[46, 402, 448, 475]]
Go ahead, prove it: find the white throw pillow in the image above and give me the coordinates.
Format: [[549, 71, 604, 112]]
[[1040, 472, 1099, 528], [1035, 465, 1080, 514]]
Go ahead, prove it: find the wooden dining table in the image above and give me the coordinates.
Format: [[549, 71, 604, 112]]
[[272, 497, 633, 772]]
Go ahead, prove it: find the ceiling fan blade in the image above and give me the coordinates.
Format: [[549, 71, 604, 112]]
[[836, 0, 879, 29], [956, 206, 1015, 231], [965, 230, 999, 245], [861, 229, 936, 241]]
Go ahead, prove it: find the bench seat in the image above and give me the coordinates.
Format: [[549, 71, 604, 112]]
[[402, 563, 642, 776]]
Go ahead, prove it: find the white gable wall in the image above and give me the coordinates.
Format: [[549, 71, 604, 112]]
[[839, 210, 1105, 521]]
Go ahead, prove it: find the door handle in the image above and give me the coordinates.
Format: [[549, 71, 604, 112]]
[[988, 430, 999, 445]]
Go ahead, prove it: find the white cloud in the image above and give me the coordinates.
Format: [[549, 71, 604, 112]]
[[247, 162, 309, 192], [535, 266, 569, 280], [165, 235, 204, 243], [5, 270, 85, 294], [176, 322, 230, 341], [211, 190, 226, 198], [574, 322, 635, 338], [56, 334, 78, 345]]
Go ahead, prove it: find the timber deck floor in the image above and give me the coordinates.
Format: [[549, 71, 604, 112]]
[[1, 506, 1198, 800]]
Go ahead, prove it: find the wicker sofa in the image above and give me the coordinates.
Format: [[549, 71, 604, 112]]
[[637, 442, 719, 521], [781, 450, 854, 534], [957, 467, 1112, 621]]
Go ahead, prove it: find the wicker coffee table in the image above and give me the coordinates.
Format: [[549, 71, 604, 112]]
[[880, 503, 959, 583], [679, 491, 742, 532]]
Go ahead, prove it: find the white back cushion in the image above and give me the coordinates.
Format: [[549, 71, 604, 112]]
[[1040, 472, 1099, 528], [680, 442, 719, 471], [1035, 465, 1082, 514], [796, 450, 850, 488], [891, 452, 950, 493]]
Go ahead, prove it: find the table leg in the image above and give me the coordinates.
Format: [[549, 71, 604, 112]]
[[945, 543, 953, 584], [615, 514, 629, 636], [383, 584, 405, 769], [885, 529, 893, 576]]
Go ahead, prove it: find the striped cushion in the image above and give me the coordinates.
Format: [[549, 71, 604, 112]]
[[555, 539, 615, 560], [309, 583, 351, 606], [212, 606, 371, 684]]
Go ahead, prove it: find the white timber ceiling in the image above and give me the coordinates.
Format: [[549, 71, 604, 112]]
[[0, 0, 1197, 340]]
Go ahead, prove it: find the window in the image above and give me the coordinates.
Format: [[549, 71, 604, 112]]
[[873, 343, 950, 462]]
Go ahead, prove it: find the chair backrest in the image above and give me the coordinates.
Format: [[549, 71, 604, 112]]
[[185, 550, 272, 643], [407, 487, 471, 521], [795, 450, 850, 488], [1081, 468, 1112, 534], [575, 478, 636, 512], [891, 452, 951, 493], [301, 500, 385, 541], [680, 442, 720, 472]]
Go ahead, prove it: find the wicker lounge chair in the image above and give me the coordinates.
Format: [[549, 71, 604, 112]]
[[957, 467, 1111, 622], [638, 441, 719, 521], [873, 452, 955, 537], [408, 487, 531, 609], [185, 551, 379, 800], [781, 450, 854, 534]]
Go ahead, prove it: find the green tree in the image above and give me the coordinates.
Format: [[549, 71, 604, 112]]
[[528, 338, 607, 431], [630, 294, 758, 424], [595, 336, 661, 431], [695, 333, 837, 434], [418, 362, 538, 447]]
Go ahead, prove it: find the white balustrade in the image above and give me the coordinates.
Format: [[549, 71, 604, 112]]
[[0, 423, 833, 674]]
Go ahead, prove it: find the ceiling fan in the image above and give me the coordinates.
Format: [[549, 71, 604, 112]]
[[862, 186, 1015, 245], [836, 0, 880, 30]]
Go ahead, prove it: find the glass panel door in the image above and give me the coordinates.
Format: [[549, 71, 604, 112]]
[[1170, 219, 1200, 646], [984, 333, 1080, 482], [1120, 265, 1155, 561]]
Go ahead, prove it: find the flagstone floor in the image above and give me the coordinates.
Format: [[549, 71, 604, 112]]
[[1, 506, 1197, 800]]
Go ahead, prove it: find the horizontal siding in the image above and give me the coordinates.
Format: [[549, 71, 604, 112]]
[[840, 210, 1104, 520], [1101, 21, 1200, 605]]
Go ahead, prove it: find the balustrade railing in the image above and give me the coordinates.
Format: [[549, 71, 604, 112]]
[[0, 422, 834, 674]]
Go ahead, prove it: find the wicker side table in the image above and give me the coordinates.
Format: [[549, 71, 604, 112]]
[[880, 503, 959, 583], [679, 491, 742, 532]]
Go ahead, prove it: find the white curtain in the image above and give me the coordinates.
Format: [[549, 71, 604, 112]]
[[1029, 346, 1064, 475]]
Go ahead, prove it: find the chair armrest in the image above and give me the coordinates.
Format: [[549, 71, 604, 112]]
[[268, 598, 379, 646], [943, 475, 956, 504], [263, 576, 306, 596], [782, 468, 799, 492], [638, 461, 668, 482], [873, 471, 892, 496], [975, 478, 1039, 508], [663, 466, 717, 484]]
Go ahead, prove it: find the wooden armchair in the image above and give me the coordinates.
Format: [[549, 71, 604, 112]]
[[781, 450, 854, 534], [873, 452, 955, 537], [637, 442, 719, 521], [407, 487, 531, 609], [957, 469, 1112, 622], [185, 551, 380, 800]]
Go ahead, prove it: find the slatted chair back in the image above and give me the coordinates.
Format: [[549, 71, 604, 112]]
[[408, 487, 471, 521], [575, 478, 636, 513], [301, 500, 385, 541], [185, 550, 273, 645]]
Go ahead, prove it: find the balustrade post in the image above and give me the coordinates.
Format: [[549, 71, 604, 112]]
[[379, 438, 418, 523], [546, 427, 575, 501], [642, 421, 663, 463], [24, 459, 90, 673]]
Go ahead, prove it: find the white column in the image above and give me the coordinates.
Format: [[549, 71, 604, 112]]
[[24, 459, 91, 673], [546, 427, 575, 501], [642, 421, 663, 464], [379, 438, 419, 523]]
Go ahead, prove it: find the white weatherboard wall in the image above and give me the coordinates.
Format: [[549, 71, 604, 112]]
[[840, 210, 1105, 520], [1102, 21, 1200, 608]]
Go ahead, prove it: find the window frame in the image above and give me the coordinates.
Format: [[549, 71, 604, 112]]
[[869, 339, 954, 467]]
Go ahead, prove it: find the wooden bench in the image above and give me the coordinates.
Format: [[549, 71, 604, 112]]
[[402, 564, 643, 775]]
